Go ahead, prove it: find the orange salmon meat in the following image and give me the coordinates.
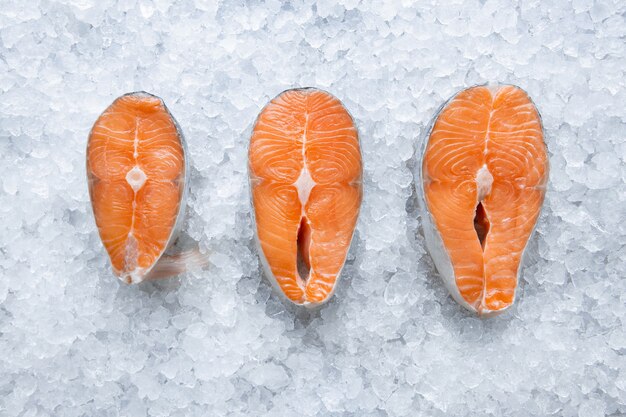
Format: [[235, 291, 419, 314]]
[[249, 88, 363, 306], [87, 92, 190, 284], [420, 85, 548, 315]]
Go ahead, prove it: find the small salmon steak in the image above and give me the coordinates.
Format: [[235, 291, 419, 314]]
[[249, 88, 362, 306], [420, 85, 548, 315], [87, 92, 190, 284]]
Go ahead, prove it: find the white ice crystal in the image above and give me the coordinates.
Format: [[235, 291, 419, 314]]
[[0, 0, 625, 416]]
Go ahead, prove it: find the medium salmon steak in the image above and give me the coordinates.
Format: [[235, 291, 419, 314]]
[[249, 88, 362, 306], [87, 92, 190, 284], [419, 85, 548, 315]]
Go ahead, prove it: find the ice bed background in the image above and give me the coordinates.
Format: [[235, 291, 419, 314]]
[[1, 1, 625, 416]]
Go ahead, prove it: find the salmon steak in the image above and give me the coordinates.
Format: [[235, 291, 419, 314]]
[[87, 92, 189, 284], [249, 88, 362, 306], [419, 85, 548, 315]]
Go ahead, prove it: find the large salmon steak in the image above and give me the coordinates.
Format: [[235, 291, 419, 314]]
[[419, 85, 548, 315]]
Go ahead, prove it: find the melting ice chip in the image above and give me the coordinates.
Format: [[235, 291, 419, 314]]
[[125, 166, 147, 192]]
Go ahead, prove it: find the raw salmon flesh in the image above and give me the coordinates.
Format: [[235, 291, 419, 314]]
[[249, 88, 362, 306], [87, 92, 189, 284], [419, 85, 548, 315]]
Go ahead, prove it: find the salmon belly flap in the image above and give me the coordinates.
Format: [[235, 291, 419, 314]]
[[249, 88, 362, 306], [87, 93, 186, 283], [422, 85, 548, 315]]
